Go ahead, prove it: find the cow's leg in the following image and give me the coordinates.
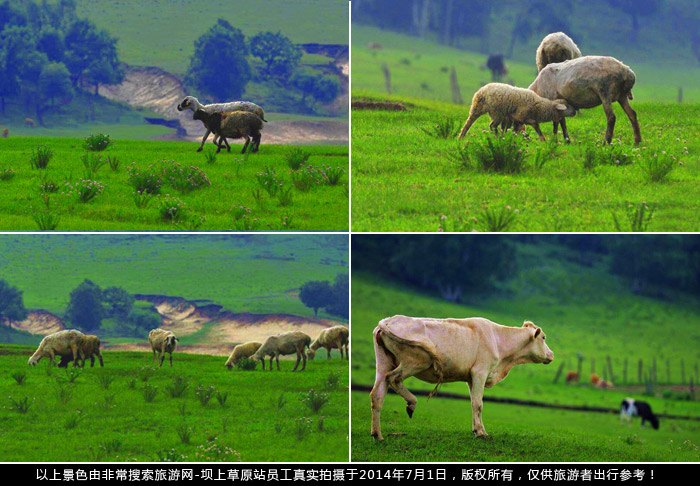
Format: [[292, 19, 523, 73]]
[[467, 373, 488, 438], [152, 349, 157, 366], [241, 135, 250, 154], [370, 352, 393, 441], [618, 96, 641, 145], [197, 130, 210, 152], [386, 361, 426, 419], [70, 342, 80, 367]]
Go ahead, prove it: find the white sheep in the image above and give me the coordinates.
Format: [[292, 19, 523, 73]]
[[148, 328, 179, 367], [457, 83, 575, 141], [307, 325, 349, 360], [28, 329, 85, 367], [58, 334, 104, 368], [224, 341, 262, 369], [251, 331, 312, 372], [536, 32, 581, 73], [529, 56, 641, 145], [192, 109, 263, 154], [176, 96, 266, 152]]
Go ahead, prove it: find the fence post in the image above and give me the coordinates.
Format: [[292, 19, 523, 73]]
[[681, 359, 686, 385], [382, 63, 392, 94], [606, 355, 614, 384], [666, 359, 671, 384], [450, 67, 463, 105], [678, 87, 683, 103], [638, 359, 643, 384], [553, 362, 565, 384], [623, 358, 628, 385]]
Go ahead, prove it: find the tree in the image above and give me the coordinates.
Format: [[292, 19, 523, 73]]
[[65, 279, 103, 331], [185, 19, 251, 101], [63, 19, 121, 89], [249, 31, 302, 80], [291, 70, 340, 106], [37, 26, 64, 62], [299, 280, 334, 317], [606, 0, 662, 42], [326, 274, 349, 319], [0, 25, 36, 115], [38, 61, 73, 111], [0, 279, 27, 323], [102, 286, 134, 318]]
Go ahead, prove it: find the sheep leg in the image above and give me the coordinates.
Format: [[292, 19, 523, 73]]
[[252, 133, 261, 152], [300, 350, 307, 371], [197, 130, 211, 152], [489, 120, 499, 136], [601, 99, 616, 144], [292, 350, 301, 372], [275, 355, 281, 371], [269, 356, 274, 371], [618, 96, 641, 145], [169, 352, 173, 367], [261, 358, 265, 371], [327, 347, 332, 360], [531, 122, 546, 142], [559, 118, 571, 143], [71, 342, 80, 368], [241, 135, 250, 155]]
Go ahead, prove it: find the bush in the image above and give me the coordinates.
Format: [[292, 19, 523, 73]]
[[639, 152, 677, 182], [612, 202, 655, 232], [285, 148, 311, 170], [81, 152, 107, 174], [31, 210, 60, 230], [321, 166, 345, 186], [30, 145, 53, 169], [161, 161, 211, 193], [195, 385, 216, 406], [157, 195, 188, 223], [420, 115, 460, 139], [236, 358, 257, 371], [0, 168, 15, 181], [300, 388, 329, 413], [8, 396, 32, 413], [469, 134, 528, 174], [291, 165, 323, 191], [11, 371, 27, 385], [141, 383, 158, 402], [166, 376, 190, 398], [71, 179, 106, 203], [127, 163, 163, 194], [83, 133, 113, 152], [256, 167, 283, 196], [96, 373, 115, 390]]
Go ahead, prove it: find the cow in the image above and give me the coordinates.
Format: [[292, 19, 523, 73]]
[[370, 315, 554, 440], [621, 398, 659, 430]]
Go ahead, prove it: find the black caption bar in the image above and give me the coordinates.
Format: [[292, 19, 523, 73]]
[[20, 463, 695, 483]]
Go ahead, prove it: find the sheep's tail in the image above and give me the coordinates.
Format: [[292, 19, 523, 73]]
[[262, 117, 268, 123], [377, 321, 444, 399]]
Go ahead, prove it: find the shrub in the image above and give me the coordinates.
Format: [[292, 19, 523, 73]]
[[277, 186, 293, 207], [612, 202, 655, 232], [138, 366, 155, 382], [64, 366, 82, 383], [256, 166, 283, 196], [30, 145, 53, 169], [639, 152, 676, 182], [11, 371, 27, 385], [161, 160, 211, 193], [232, 216, 261, 231], [127, 163, 163, 194], [203, 151, 217, 164], [96, 373, 115, 390], [166, 375, 190, 398], [83, 133, 113, 152], [215, 390, 229, 408], [291, 165, 323, 191], [39, 174, 59, 193], [236, 358, 257, 370], [176, 423, 192, 444], [479, 204, 518, 232], [8, 396, 32, 413], [141, 383, 158, 402], [56, 384, 73, 405], [300, 388, 329, 413], [133, 190, 154, 209], [81, 152, 107, 174], [157, 195, 188, 223], [107, 155, 120, 171], [294, 417, 313, 440], [420, 115, 460, 139], [231, 204, 252, 221], [596, 144, 633, 166], [285, 148, 311, 170], [63, 411, 84, 429], [324, 371, 342, 390], [31, 210, 60, 230], [70, 179, 106, 203], [195, 385, 216, 406], [469, 134, 528, 174], [0, 168, 15, 181], [321, 166, 345, 186]]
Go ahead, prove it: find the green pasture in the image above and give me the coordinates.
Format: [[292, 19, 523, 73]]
[[0, 345, 349, 462], [0, 137, 348, 231]]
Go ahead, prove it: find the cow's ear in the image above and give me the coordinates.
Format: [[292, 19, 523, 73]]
[[534, 328, 541, 339]]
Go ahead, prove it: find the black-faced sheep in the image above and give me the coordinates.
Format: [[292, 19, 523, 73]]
[[308, 326, 349, 360], [458, 83, 575, 141], [28, 329, 85, 367], [58, 334, 104, 368], [176, 96, 266, 152], [148, 328, 178, 367], [192, 109, 263, 154], [528, 56, 641, 145], [251, 331, 312, 372], [225, 341, 262, 370]]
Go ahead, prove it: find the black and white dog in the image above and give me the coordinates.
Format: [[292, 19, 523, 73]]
[[621, 398, 659, 430]]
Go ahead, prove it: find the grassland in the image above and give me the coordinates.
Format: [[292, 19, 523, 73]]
[[0, 345, 349, 462], [0, 234, 348, 320], [349, 241, 700, 461], [0, 137, 348, 231]]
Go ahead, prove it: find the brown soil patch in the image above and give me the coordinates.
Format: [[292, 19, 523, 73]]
[[5, 310, 65, 335], [351, 101, 408, 111]]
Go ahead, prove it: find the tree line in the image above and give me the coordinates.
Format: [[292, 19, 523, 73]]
[[299, 274, 349, 319], [353, 235, 700, 302]]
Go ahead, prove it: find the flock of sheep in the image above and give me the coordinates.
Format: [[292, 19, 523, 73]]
[[459, 32, 642, 145], [176, 96, 267, 154], [26, 325, 350, 372]]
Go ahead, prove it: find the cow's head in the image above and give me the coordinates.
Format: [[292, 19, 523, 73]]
[[523, 321, 554, 364]]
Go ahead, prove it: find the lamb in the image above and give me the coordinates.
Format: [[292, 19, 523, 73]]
[[176, 96, 266, 152], [251, 331, 312, 372], [192, 109, 263, 154], [225, 341, 262, 370], [307, 325, 349, 360], [458, 83, 575, 141], [529, 56, 641, 145], [58, 334, 104, 368], [148, 328, 178, 367], [28, 329, 85, 367], [536, 32, 581, 73]]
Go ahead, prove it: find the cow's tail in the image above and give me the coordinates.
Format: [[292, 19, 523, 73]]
[[376, 322, 444, 399]]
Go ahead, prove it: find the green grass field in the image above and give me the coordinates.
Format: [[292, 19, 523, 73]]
[[351, 26, 700, 232], [0, 234, 347, 320], [349, 241, 700, 461], [0, 345, 349, 462], [0, 137, 348, 231]]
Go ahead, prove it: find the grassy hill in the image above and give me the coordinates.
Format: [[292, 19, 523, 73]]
[[350, 241, 700, 461], [0, 234, 347, 320], [0, 137, 348, 231], [0, 345, 348, 461]]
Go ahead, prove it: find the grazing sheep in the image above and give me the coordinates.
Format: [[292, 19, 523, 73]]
[[529, 56, 641, 145], [308, 325, 349, 360], [225, 341, 262, 370], [148, 328, 179, 367], [192, 109, 263, 154], [484, 54, 508, 82], [1, 127, 8, 137], [536, 32, 581, 73], [176, 96, 266, 152], [58, 334, 104, 368], [28, 329, 85, 367], [565, 371, 579, 384], [621, 398, 659, 429], [458, 83, 575, 141], [251, 331, 312, 372], [25, 118, 35, 128]]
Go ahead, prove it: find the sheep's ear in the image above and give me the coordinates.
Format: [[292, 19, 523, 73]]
[[534, 328, 542, 339], [555, 103, 567, 111]]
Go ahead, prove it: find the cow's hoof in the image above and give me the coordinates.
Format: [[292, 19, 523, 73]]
[[406, 406, 414, 418], [473, 430, 489, 438], [196, 148, 203, 152], [371, 432, 384, 442]]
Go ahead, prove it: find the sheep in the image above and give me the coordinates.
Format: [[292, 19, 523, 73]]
[[1, 127, 8, 137], [251, 331, 312, 372], [590, 373, 600, 385], [192, 109, 263, 154], [535, 32, 582, 137], [307, 325, 349, 360], [457, 83, 575, 141], [565, 371, 579, 384], [148, 328, 179, 367], [28, 329, 85, 367], [176, 96, 266, 152], [25, 118, 35, 128], [529, 56, 641, 145], [224, 341, 262, 370], [536, 32, 581, 73], [58, 334, 104, 368]]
